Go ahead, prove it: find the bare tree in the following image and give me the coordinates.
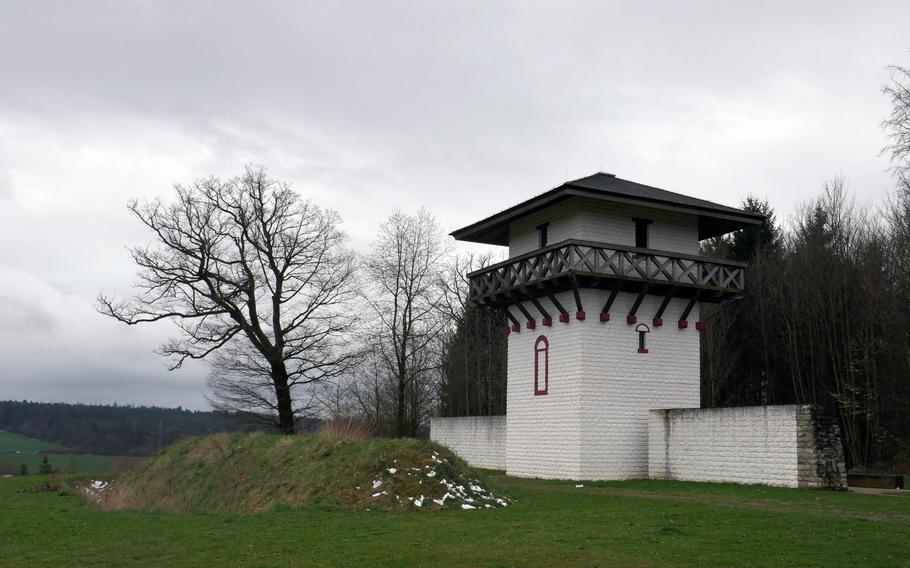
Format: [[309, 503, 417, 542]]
[[362, 209, 447, 437], [98, 165, 357, 434], [883, 64, 910, 182], [437, 252, 508, 417]]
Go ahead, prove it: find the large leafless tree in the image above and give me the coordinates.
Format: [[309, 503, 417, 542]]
[[98, 166, 357, 434]]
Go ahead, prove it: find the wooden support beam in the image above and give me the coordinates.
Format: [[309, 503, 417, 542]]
[[678, 295, 698, 328], [514, 301, 535, 328], [653, 294, 673, 327], [528, 296, 552, 326], [547, 293, 569, 316], [627, 289, 646, 324], [570, 276, 585, 320], [600, 287, 619, 322]]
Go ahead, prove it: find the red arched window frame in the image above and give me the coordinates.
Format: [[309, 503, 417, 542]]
[[534, 335, 549, 395]]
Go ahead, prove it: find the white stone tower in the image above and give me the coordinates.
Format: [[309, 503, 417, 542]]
[[450, 173, 762, 480]]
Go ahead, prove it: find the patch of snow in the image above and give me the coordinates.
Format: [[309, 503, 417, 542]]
[[371, 491, 387, 498], [372, 479, 382, 489], [461, 504, 476, 510], [575, 484, 584, 488], [426, 470, 437, 477], [387, 467, 397, 474], [413, 495, 424, 507]]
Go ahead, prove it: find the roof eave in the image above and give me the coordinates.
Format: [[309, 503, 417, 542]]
[[451, 185, 764, 245]]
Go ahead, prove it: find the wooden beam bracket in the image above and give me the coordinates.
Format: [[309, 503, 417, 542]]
[[627, 288, 647, 324]]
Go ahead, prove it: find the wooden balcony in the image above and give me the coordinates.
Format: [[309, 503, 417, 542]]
[[468, 239, 746, 306]]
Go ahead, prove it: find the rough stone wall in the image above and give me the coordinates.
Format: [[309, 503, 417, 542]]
[[429, 416, 506, 470], [648, 405, 847, 488], [796, 406, 848, 489]]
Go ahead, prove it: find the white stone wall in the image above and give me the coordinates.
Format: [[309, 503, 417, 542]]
[[506, 291, 586, 479], [430, 416, 506, 470], [505, 289, 701, 480], [580, 291, 700, 479], [508, 197, 699, 256], [648, 405, 801, 487], [508, 199, 586, 257]]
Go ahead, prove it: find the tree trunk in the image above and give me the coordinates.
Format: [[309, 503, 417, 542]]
[[396, 373, 407, 437], [271, 362, 296, 435]]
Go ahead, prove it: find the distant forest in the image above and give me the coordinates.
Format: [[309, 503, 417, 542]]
[[0, 400, 291, 456]]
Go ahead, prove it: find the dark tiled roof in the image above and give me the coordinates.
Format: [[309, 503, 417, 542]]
[[451, 172, 764, 245]]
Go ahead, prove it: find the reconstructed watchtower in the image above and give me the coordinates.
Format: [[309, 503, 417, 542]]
[[449, 172, 762, 480]]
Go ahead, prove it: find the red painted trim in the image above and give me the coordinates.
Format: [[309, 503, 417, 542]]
[[511, 323, 520, 333], [534, 335, 549, 395], [653, 317, 663, 327], [526, 320, 536, 330], [695, 321, 706, 332], [542, 316, 553, 326], [678, 320, 688, 329], [499, 326, 511, 336], [638, 348, 649, 354], [599, 311, 610, 322], [575, 310, 586, 321], [559, 313, 570, 323], [626, 314, 637, 325]]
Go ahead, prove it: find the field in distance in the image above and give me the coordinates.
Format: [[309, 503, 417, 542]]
[[0, 431, 120, 475]]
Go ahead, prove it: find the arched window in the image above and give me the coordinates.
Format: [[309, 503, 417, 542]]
[[635, 324, 650, 353], [534, 335, 549, 395]]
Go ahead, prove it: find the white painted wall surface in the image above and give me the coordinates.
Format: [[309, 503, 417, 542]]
[[505, 289, 701, 480], [648, 405, 801, 487], [506, 291, 586, 479], [508, 197, 700, 257], [430, 416, 506, 470]]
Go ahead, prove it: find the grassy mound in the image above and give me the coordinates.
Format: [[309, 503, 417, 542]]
[[87, 432, 508, 513]]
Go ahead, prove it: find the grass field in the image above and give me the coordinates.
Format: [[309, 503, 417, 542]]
[[1, 472, 908, 567], [0, 431, 115, 474]]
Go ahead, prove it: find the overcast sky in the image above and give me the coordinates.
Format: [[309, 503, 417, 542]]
[[1, 1, 908, 410]]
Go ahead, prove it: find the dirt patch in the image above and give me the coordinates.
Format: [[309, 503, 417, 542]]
[[16, 481, 59, 493]]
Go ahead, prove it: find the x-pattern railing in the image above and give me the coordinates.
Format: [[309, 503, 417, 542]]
[[468, 239, 745, 301]]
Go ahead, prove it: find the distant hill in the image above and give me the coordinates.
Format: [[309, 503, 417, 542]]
[[0, 400, 288, 457], [0, 430, 116, 474]]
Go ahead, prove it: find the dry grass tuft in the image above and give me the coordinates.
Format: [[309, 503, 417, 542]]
[[319, 417, 375, 440]]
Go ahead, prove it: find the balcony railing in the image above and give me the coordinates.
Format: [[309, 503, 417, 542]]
[[467, 239, 746, 304]]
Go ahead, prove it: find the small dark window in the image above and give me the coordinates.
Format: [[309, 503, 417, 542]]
[[634, 218, 652, 248], [636, 323, 650, 353], [537, 223, 549, 248], [534, 335, 549, 395]]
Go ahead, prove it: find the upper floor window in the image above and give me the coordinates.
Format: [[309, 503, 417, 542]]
[[534, 335, 549, 395], [537, 223, 549, 248], [634, 218, 652, 248]]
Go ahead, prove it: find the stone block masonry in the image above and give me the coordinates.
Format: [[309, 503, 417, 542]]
[[648, 405, 846, 489], [430, 416, 506, 470]]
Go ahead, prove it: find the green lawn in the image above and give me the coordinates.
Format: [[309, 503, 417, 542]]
[[1, 473, 908, 567], [0, 431, 115, 474]]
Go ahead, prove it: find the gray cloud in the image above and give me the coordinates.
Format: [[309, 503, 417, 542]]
[[0, 0, 907, 408]]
